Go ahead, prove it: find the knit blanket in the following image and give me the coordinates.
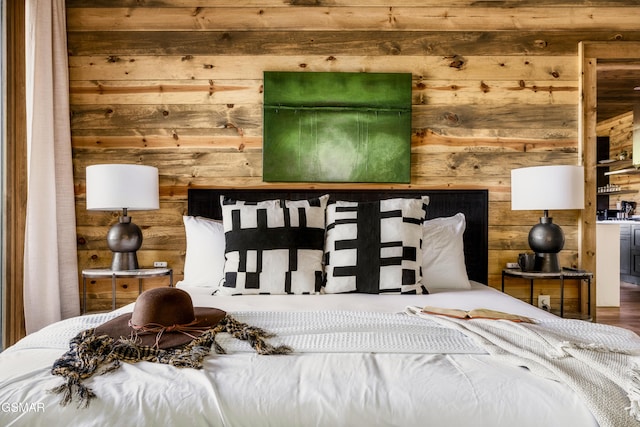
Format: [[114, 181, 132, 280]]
[[10, 310, 485, 355], [219, 311, 484, 354], [405, 306, 640, 427]]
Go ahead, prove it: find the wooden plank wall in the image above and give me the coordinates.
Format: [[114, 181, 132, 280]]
[[67, 0, 640, 312]]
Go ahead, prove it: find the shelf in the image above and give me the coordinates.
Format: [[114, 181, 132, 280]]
[[597, 159, 632, 168], [598, 190, 638, 196], [604, 167, 640, 176]]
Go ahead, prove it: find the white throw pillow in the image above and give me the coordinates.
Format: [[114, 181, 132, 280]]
[[179, 216, 226, 288], [421, 213, 471, 291]]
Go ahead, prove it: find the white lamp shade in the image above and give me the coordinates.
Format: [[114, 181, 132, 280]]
[[86, 164, 159, 211], [511, 165, 584, 211]]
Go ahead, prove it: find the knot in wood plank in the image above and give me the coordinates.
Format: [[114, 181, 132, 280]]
[[442, 112, 460, 126]]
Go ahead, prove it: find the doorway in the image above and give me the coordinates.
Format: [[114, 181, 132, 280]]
[[580, 41, 640, 328]]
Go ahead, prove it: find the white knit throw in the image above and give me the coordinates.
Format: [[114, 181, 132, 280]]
[[406, 306, 640, 427], [168, 310, 487, 354], [11, 310, 484, 354]]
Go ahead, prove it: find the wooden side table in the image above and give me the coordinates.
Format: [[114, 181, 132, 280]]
[[501, 268, 593, 318], [82, 268, 173, 314]]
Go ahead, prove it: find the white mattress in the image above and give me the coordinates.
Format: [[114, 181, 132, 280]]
[[0, 283, 605, 427]]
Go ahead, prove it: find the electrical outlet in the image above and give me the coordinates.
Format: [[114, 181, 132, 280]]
[[153, 261, 168, 268], [538, 295, 551, 311]]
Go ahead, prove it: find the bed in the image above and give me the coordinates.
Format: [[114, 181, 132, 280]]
[[2, 188, 640, 427]]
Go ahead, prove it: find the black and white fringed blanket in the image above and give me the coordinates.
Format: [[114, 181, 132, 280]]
[[406, 306, 640, 427], [49, 315, 292, 408]]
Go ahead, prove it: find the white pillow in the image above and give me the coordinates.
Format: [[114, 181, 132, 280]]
[[179, 216, 225, 288], [421, 213, 471, 291]]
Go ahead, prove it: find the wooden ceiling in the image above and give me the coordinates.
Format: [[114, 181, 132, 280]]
[[597, 59, 640, 122]]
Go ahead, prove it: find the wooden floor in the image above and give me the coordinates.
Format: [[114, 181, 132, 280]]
[[596, 281, 640, 335]]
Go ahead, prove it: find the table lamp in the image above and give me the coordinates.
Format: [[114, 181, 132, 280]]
[[511, 165, 584, 273], [86, 164, 159, 271]]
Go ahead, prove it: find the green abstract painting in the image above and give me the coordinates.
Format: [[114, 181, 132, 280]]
[[263, 72, 412, 183]]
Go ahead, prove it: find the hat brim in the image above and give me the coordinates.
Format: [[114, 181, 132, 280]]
[[94, 307, 226, 349]]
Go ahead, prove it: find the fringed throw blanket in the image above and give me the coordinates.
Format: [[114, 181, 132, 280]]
[[50, 315, 291, 408], [406, 306, 640, 427]]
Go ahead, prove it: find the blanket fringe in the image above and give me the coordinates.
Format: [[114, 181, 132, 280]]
[[626, 364, 640, 421], [550, 340, 633, 359], [50, 314, 291, 408]]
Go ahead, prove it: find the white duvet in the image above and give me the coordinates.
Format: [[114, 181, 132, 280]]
[[1, 283, 633, 427]]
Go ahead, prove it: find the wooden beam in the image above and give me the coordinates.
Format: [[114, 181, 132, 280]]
[[65, 7, 640, 32], [66, 30, 640, 57], [64, 0, 640, 7], [4, 0, 27, 347]]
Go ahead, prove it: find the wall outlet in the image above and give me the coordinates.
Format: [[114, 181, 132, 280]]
[[153, 261, 168, 268], [538, 295, 551, 311]]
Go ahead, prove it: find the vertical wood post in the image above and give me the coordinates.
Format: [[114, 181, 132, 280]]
[[4, 0, 27, 347]]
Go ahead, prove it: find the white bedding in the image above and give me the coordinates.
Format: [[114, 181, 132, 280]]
[[177, 281, 560, 317], [1, 283, 633, 427]]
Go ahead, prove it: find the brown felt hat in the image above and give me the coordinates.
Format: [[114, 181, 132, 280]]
[[94, 287, 226, 349]]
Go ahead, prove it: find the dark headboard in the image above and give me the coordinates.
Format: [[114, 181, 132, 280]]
[[187, 188, 488, 285]]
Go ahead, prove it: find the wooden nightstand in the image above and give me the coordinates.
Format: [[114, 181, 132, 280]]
[[82, 268, 173, 314], [501, 268, 593, 319]]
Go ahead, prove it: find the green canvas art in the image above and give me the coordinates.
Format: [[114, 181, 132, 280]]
[[263, 72, 412, 183]]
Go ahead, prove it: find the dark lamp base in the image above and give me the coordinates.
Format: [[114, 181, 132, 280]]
[[534, 253, 560, 273], [528, 213, 564, 273], [106, 214, 143, 271], [111, 251, 139, 271]]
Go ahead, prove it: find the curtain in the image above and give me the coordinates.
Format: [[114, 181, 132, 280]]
[[24, 0, 79, 333]]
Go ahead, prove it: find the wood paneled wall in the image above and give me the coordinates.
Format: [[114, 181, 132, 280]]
[[67, 0, 640, 312]]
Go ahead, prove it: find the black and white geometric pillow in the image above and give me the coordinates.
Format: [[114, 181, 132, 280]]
[[218, 195, 329, 295], [323, 197, 430, 294]]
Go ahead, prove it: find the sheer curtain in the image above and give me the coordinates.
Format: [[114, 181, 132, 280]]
[[24, 0, 79, 333]]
